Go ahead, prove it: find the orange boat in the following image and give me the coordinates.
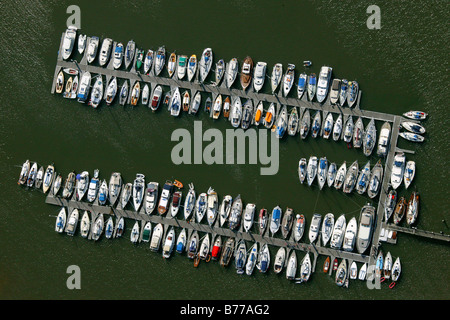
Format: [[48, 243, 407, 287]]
[[223, 96, 231, 118], [240, 56, 253, 90], [173, 179, 183, 189], [182, 91, 190, 112], [254, 101, 263, 125], [323, 256, 331, 273]]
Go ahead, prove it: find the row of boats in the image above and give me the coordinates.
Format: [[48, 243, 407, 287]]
[[19, 160, 378, 254], [61, 27, 361, 105], [53, 205, 399, 287]]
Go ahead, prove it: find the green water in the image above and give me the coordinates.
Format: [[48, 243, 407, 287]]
[[0, 0, 449, 300]]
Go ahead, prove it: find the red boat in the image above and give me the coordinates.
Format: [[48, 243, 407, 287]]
[[332, 258, 338, 271], [211, 235, 222, 260]]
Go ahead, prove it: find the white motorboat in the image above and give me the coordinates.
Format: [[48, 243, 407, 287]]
[[399, 132, 425, 142], [53, 174, 62, 196], [275, 105, 288, 138], [187, 54, 197, 82], [298, 158, 307, 184], [91, 214, 104, 241], [189, 91, 201, 115], [183, 184, 196, 220], [99, 38, 113, 66], [212, 94, 222, 120], [195, 192, 207, 223], [347, 81, 359, 108], [322, 113, 334, 139], [404, 161, 415, 189], [358, 263, 367, 281], [157, 181, 174, 215], [77, 34, 86, 54], [206, 187, 219, 226], [226, 58, 238, 88], [317, 157, 328, 190], [18, 159, 30, 186], [154, 46, 165, 76], [273, 247, 286, 274], [311, 110, 321, 138], [293, 214, 306, 242], [86, 36, 99, 64], [342, 217, 358, 252], [384, 252, 393, 279], [300, 109, 310, 139], [271, 63, 283, 94], [113, 43, 123, 69], [306, 156, 318, 186], [65, 208, 79, 236], [339, 79, 348, 106], [141, 84, 150, 105], [230, 97, 242, 128], [77, 71, 91, 103], [334, 161, 347, 190], [169, 87, 181, 117], [108, 172, 122, 206], [176, 228, 187, 253], [355, 161, 371, 195], [406, 192, 420, 226], [330, 214, 346, 249], [132, 173, 145, 211], [297, 73, 307, 99], [170, 191, 182, 217], [343, 160, 359, 193], [377, 122, 391, 157], [98, 179, 108, 205], [105, 77, 118, 105], [335, 259, 347, 287], [343, 116, 354, 143], [199, 48, 213, 83], [245, 242, 258, 275], [269, 206, 282, 236], [228, 195, 242, 231], [299, 253, 312, 283], [363, 118, 377, 156], [198, 234, 210, 261], [177, 54, 188, 80], [390, 153, 406, 190], [62, 26, 77, 60], [115, 217, 125, 238], [253, 61, 267, 92], [327, 162, 337, 187], [356, 204, 375, 254], [130, 221, 140, 244], [321, 213, 335, 246], [104, 217, 114, 239], [286, 251, 297, 280], [287, 107, 299, 136], [308, 213, 322, 243], [368, 160, 383, 198], [243, 203, 256, 232], [219, 195, 232, 227], [349, 261, 358, 280], [282, 64, 295, 97], [144, 49, 154, 74], [55, 207, 66, 233], [403, 110, 427, 120], [150, 85, 163, 111], [120, 183, 132, 209], [124, 40, 136, 69], [75, 171, 89, 201], [316, 66, 332, 103], [256, 243, 270, 273], [88, 76, 103, 108], [149, 223, 163, 251], [42, 164, 55, 193], [401, 121, 426, 134], [329, 79, 341, 104], [391, 257, 401, 284], [80, 211, 90, 238], [87, 169, 100, 202], [307, 73, 317, 101], [162, 227, 176, 258]]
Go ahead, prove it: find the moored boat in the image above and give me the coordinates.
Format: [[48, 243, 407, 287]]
[[269, 205, 282, 236], [187, 54, 197, 82], [55, 207, 66, 233], [356, 204, 375, 254], [219, 195, 233, 229], [271, 63, 283, 94], [406, 191, 419, 225], [199, 48, 213, 83], [240, 56, 253, 90], [285, 250, 297, 280], [308, 213, 322, 243], [282, 64, 295, 97], [403, 110, 427, 120], [253, 61, 267, 92], [316, 66, 332, 103], [226, 58, 238, 88]]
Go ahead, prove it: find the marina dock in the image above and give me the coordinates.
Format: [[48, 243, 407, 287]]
[[46, 31, 442, 281]]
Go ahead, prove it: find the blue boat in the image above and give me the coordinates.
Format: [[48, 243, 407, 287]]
[[270, 206, 282, 236]]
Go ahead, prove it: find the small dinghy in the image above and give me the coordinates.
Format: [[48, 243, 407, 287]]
[[55, 207, 66, 233], [286, 251, 297, 280], [273, 247, 286, 274]]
